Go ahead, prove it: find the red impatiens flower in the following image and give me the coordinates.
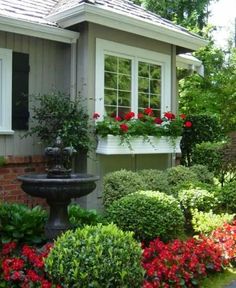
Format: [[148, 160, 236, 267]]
[[154, 117, 163, 124], [164, 112, 175, 120], [115, 116, 122, 122], [120, 123, 129, 132], [184, 121, 192, 128], [138, 113, 144, 119], [93, 112, 100, 119], [124, 112, 135, 120], [144, 107, 153, 116]]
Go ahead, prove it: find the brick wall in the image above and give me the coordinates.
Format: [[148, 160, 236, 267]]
[[0, 155, 48, 207]]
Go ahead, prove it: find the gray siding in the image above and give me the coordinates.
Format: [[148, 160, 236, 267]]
[[0, 31, 71, 156]]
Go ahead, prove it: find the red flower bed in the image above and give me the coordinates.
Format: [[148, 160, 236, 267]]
[[0, 242, 60, 288], [142, 236, 227, 288]]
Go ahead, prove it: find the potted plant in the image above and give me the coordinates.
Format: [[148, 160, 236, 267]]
[[93, 108, 192, 155]]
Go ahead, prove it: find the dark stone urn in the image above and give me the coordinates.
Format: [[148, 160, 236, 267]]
[[18, 137, 99, 240]]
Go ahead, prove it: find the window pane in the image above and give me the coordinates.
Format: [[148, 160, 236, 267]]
[[105, 55, 117, 72], [104, 89, 117, 106], [104, 54, 132, 117], [119, 58, 131, 75], [119, 75, 131, 91], [105, 72, 117, 89], [138, 62, 149, 77], [138, 61, 162, 112]]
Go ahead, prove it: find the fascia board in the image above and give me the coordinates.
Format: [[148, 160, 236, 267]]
[[0, 16, 80, 43], [48, 4, 208, 50]]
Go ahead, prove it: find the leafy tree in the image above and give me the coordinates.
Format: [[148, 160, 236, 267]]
[[133, 0, 216, 32]]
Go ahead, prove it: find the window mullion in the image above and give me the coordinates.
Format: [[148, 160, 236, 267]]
[[132, 56, 138, 115]]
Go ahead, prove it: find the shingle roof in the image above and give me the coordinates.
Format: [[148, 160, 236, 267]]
[[0, 0, 202, 41], [0, 0, 57, 25]]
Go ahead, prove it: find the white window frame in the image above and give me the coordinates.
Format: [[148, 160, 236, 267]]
[[95, 39, 171, 118], [0, 48, 13, 134]]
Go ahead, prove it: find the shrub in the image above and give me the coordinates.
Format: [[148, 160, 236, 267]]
[[189, 164, 215, 184], [0, 242, 59, 287], [178, 188, 217, 233], [45, 224, 144, 288], [166, 165, 198, 187], [180, 114, 224, 166], [216, 181, 236, 213], [102, 169, 144, 208], [0, 204, 47, 244], [136, 169, 170, 194], [191, 209, 234, 235], [68, 204, 104, 228], [106, 190, 185, 242], [142, 236, 226, 288]]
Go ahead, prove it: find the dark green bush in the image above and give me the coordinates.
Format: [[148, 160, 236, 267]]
[[191, 209, 234, 235], [68, 204, 104, 228], [180, 114, 224, 166], [137, 169, 170, 194], [106, 190, 185, 242], [217, 181, 236, 213], [103, 169, 144, 208], [0, 203, 47, 244], [45, 224, 144, 288], [189, 164, 215, 184]]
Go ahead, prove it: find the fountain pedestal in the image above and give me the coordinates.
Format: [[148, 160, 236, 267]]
[[18, 137, 99, 240]]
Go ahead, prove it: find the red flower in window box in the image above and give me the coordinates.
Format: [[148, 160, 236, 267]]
[[120, 123, 129, 132]]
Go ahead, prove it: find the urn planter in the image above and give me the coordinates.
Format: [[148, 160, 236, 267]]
[[96, 135, 181, 155]]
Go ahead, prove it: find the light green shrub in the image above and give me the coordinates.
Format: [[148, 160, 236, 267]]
[[106, 190, 185, 242], [137, 169, 170, 194], [191, 209, 234, 235], [102, 169, 144, 208], [217, 181, 236, 213], [45, 224, 144, 288]]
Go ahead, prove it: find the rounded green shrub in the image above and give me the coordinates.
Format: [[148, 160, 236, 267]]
[[103, 169, 144, 208], [106, 190, 185, 242], [45, 224, 144, 288], [217, 181, 236, 213], [137, 169, 170, 194], [166, 165, 198, 187], [189, 164, 215, 184]]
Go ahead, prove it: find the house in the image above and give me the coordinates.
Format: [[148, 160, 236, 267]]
[[0, 0, 207, 209]]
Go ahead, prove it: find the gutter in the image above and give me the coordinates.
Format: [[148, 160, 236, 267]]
[[0, 15, 80, 44], [47, 4, 208, 51]]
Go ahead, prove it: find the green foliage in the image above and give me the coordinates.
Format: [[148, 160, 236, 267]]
[[45, 224, 144, 288], [192, 141, 226, 184], [0, 156, 6, 167], [189, 164, 215, 184], [0, 203, 47, 244], [133, 0, 211, 33], [178, 187, 217, 233], [180, 114, 224, 166], [102, 169, 145, 208], [217, 181, 236, 213], [68, 204, 104, 228], [136, 169, 170, 194], [26, 92, 92, 152], [106, 190, 185, 242], [191, 209, 235, 235]]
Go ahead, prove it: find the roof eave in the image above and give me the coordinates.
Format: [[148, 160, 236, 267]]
[[47, 4, 208, 50], [0, 15, 80, 44]]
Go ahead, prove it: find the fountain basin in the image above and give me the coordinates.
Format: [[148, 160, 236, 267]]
[[18, 173, 99, 240]]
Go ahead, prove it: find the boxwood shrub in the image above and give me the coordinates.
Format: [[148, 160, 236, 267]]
[[105, 190, 185, 242], [102, 169, 144, 208], [45, 224, 144, 288]]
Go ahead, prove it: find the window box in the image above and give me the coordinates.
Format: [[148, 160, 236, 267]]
[[96, 135, 181, 155]]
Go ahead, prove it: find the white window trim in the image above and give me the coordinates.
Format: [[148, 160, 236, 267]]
[[0, 48, 14, 134], [95, 38, 171, 118]]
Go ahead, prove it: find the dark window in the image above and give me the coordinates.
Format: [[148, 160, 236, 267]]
[[12, 52, 29, 130]]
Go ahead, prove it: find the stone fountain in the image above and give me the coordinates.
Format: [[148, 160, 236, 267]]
[[18, 137, 99, 240]]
